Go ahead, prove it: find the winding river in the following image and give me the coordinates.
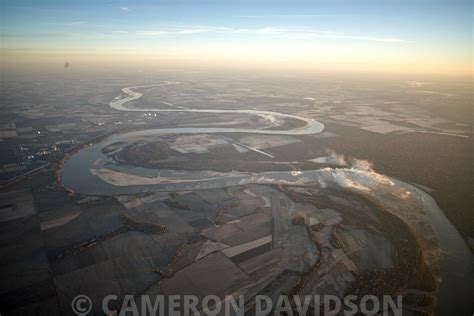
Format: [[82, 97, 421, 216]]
[[60, 82, 473, 314], [108, 82, 325, 136]]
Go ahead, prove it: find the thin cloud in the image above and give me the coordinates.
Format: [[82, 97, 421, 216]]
[[68, 21, 86, 25], [110, 26, 408, 43], [325, 34, 407, 43], [115, 28, 210, 36], [120, 7, 131, 11], [239, 14, 329, 19], [112, 30, 129, 34]]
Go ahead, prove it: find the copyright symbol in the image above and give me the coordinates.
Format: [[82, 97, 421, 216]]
[[71, 295, 92, 315]]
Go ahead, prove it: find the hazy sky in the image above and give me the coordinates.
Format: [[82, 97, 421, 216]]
[[1, 0, 472, 76]]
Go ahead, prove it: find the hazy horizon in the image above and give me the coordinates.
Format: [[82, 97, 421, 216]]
[[1, 0, 472, 77]]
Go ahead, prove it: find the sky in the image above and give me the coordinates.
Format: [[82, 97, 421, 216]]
[[1, 0, 472, 76]]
